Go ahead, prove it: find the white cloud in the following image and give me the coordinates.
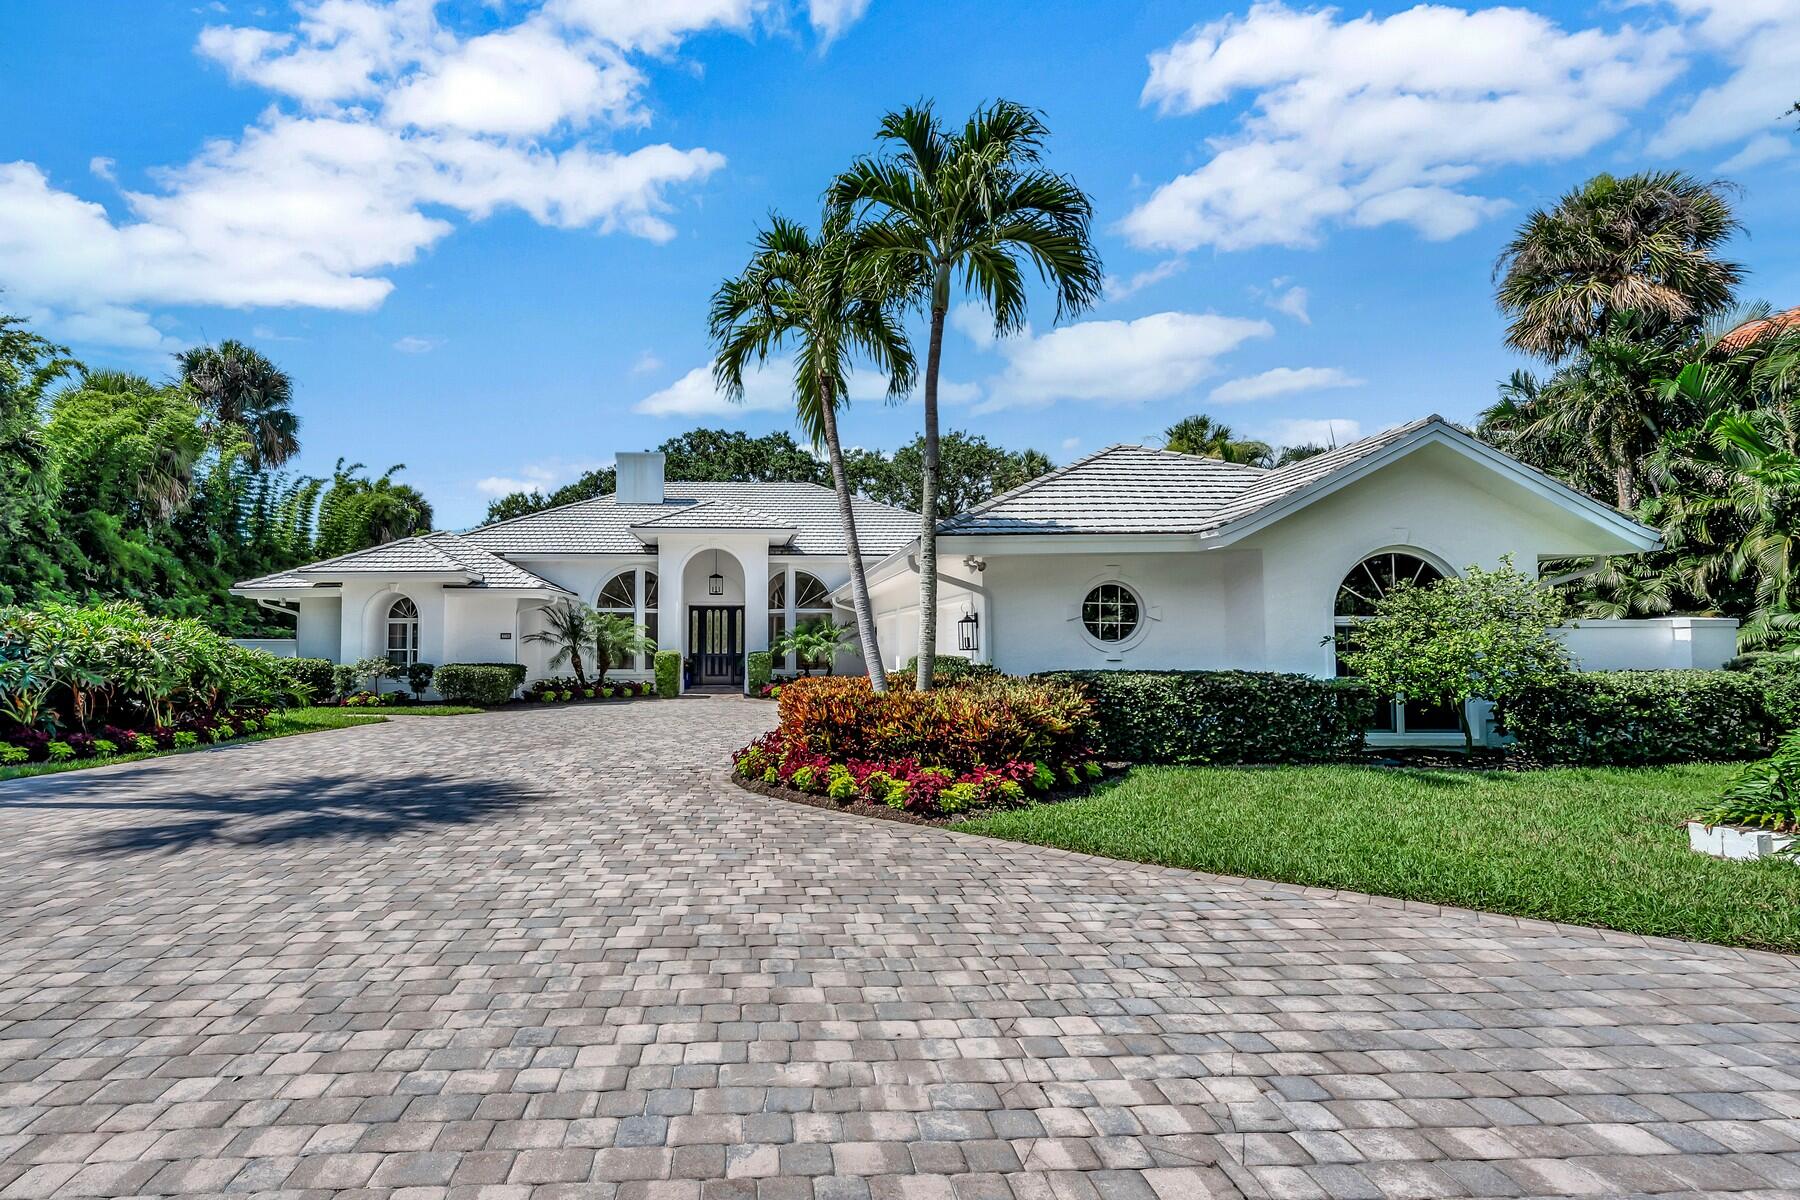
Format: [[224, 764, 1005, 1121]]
[[1209, 365, 1362, 404], [1060, 436, 1081, 452], [1650, 1, 1800, 159], [975, 311, 1273, 411], [1126, 2, 1683, 252], [1258, 416, 1361, 449], [1717, 133, 1792, 173], [1267, 283, 1309, 324], [1104, 257, 1186, 301], [808, 0, 871, 44], [637, 362, 793, 416], [392, 334, 440, 353], [476, 457, 609, 496], [630, 349, 664, 374]]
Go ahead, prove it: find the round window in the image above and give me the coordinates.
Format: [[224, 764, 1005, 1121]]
[[1082, 582, 1140, 643]]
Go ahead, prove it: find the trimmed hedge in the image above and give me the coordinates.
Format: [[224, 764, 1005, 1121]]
[[1497, 670, 1770, 765], [435, 662, 526, 705], [654, 649, 681, 698], [1729, 655, 1800, 733], [1036, 670, 1376, 765], [902, 654, 1002, 686], [284, 657, 335, 704], [747, 651, 773, 694]]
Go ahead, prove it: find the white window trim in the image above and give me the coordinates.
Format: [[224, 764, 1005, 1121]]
[[595, 566, 658, 673], [770, 565, 835, 675], [1070, 573, 1157, 652], [385, 597, 419, 668]]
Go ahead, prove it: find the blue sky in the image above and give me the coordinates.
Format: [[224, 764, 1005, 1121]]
[[3, 0, 1796, 527]]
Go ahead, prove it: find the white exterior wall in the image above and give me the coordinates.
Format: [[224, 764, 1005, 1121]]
[[295, 597, 341, 660], [865, 556, 988, 673], [1558, 617, 1739, 671]]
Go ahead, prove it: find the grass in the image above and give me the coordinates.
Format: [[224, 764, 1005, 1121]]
[[0, 706, 388, 783], [352, 703, 483, 716], [954, 762, 1800, 955]]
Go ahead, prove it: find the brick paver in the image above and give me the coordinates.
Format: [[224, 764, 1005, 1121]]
[[3, 696, 1799, 1198]]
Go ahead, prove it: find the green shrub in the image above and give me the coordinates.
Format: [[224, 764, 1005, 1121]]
[[132, 734, 156, 752], [1729, 655, 1800, 732], [654, 649, 681, 698], [173, 731, 199, 748], [285, 657, 335, 704], [47, 741, 74, 761], [435, 662, 525, 705], [1497, 669, 1770, 765], [903, 655, 1002, 686], [1697, 729, 1800, 832], [331, 664, 360, 701], [406, 661, 436, 698], [93, 738, 118, 756], [1037, 670, 1375, 764], [747, 651, 773, 693], [1, 746, 28, 765]]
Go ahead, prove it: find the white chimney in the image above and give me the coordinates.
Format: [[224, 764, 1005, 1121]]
[[615, 452, 665, 505]]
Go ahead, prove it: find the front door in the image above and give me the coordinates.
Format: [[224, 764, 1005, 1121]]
[[689, 605, 744, 685]]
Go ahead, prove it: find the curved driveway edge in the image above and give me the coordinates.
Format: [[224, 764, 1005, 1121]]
[[3, 696, 1798, 1198]]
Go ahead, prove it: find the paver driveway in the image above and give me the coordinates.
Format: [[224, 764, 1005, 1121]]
[[3, 697, 1800, 1200]]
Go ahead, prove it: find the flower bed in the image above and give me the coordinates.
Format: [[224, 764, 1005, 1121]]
[[520, 676, 655, 704], [730, 675, 1101, 819]]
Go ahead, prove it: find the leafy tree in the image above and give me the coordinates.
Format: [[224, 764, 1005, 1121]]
[[483, 466, 616, 523], [176, 339, 300, 471], [711, 209, 915, 692], [1162, 414, 1273, 466], [1494, 171, 1742, 363], [775, 617, 858, 676], [660, 429, 829, 486], [831, 99, 1103, 689], [592, 612, 655, 688], [851, 431, 1052, 513], [315, 461, 433, 557], [523, 601, 597, 686], [1339, 557, 1570, 752], [0, 315, 73, 604]]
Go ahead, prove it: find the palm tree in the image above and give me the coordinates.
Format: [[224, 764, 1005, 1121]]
[[1494, 171, 1742, 364], [1162, 414, 1273, 466], [523, 601, 597, 686], [775, 617, 857, 676], [176, 339, 300, 471], [315, 460, 433, 556], [592, 613, 655, 689], [830, 100, 1103, 689], [711, 209, 915, 693]]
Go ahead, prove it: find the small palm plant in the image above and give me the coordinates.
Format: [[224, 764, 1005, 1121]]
[[524, 601, 598, 686], [593, 613, 655, 689], [776, 618, 858, 676]]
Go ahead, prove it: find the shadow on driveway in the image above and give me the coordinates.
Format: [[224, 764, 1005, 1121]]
[[0, 770, 537, 856]]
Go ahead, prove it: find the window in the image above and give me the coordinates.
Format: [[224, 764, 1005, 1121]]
[[1082, 583, 1140, 643], [385, 596, 419, 668], [1333, 551, 1459, 734], [768, 572, 788, 669], [597, 568, 657, 670]]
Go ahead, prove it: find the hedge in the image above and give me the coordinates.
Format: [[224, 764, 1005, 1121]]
[[1496, 669, 1770, 765], [901, 655, 1002, 686], [747, 651, 773, 693], [654, 649, 681, 698], [1729, 655, 1800, 733], [1036, 670, 1376, 765], [284, 657, 335, 704], [435, 662, 526, 705]]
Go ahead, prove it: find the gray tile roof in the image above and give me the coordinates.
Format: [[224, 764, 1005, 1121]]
[[938, 416, 1475, 537], [237, 533, 571, 592], [466, 482, 918, 557], [629, 499, 794, 532], [231, 569, 319, 590]]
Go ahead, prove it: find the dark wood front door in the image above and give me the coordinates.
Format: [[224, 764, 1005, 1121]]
[[690, 606, 744, 684]]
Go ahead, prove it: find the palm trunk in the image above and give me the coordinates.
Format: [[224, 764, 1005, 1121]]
[[916, 288, 948, 691], [817, 376, 889, 693], [571, 646, 586, 688]]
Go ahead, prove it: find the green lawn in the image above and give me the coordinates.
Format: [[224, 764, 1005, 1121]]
[[0, 706, 388, 783], [359, 704, 483, 716], [955, 763, 1800, 954]]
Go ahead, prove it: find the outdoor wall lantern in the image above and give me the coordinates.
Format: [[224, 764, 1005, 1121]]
[[957, 610, 979, 652], [708, 550, 725, 596]]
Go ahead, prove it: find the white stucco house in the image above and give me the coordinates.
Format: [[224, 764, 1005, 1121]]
[[236, 416, 1737, 741]]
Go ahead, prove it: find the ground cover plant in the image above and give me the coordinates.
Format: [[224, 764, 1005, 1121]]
[[956, 762, 1800, 953], [0, 705, 385, 782], [733, 675, 1100, 817]]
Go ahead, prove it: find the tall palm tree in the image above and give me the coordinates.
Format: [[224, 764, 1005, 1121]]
[[1162, 413, 1273, 467], [830, 100, 1103, 689], [523, 601, 597, 686], [1494, 171, 1742, 364], [711, 209, 915, 693], [176, 339, 300, 471]]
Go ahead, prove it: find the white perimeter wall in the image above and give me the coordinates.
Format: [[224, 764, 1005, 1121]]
[[1558, 618, 1739, 671]]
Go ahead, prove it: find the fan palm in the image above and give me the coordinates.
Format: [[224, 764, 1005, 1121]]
[[711, 208, 914, 692], [592, 613, 655, 688], [775, 617, 857, 676], [1494, 171, 1742, 363], [830, 99, 1103, 689], [1162, 414, 1273, 467], [176, 339, 300, 471], [523, 601, 597, 686]]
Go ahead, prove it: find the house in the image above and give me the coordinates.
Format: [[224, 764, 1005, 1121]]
[[232, 453, 916, 688], [853, 415, 1738, 742], [237, 416, 1738, 742]]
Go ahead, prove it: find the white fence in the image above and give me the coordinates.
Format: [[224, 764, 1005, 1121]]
[[231, 638, 299, 658], [1556, 617, 1739, 672]]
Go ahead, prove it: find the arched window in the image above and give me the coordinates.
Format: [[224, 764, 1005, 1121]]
[[385, 597, 419, 668], [768, 572, 788, 670], [597, 568, 657, 670], [794, 572, 832, 623], [1333, 551, 1457, 733], [1081, 582, 1141, 643]]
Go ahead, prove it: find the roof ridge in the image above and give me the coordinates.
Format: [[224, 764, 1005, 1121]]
[[294, 534, 463, 574]]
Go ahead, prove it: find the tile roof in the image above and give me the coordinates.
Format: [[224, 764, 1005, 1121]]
[[238, 533, 571, 592], [939, 415, 1453, 537], [465, 482, 918, 557], [629, 499, 793, 532], [1717, 305, 1800, 353]]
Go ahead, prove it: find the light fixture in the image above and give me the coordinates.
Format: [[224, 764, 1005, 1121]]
[[957, 610, 979, 652], [708, 550, 724, 596]]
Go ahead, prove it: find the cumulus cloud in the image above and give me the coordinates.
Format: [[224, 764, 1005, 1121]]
[[476, 457, 610, 497], [1650, 1, 1800, 160], [1125, 2, 1683, 252], [4, 0, 867, 347], [636, 362, 794, 417], [1209, 365, 1362, 404], [1104, 257, 1186, 302], [1266, 283, 1309, 324], [972, 311, 1273, 412], [1258, 416, 1361, 449]]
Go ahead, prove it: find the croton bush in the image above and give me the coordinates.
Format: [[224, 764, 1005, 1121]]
[[1, 600, 293, 764], [733, 675, 1100, 816]]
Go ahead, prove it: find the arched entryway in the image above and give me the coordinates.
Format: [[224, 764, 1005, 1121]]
[[682, 549, 746, 687]]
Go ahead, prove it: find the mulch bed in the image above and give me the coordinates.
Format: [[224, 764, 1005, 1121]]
[[729, 773, 1108, 827]]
